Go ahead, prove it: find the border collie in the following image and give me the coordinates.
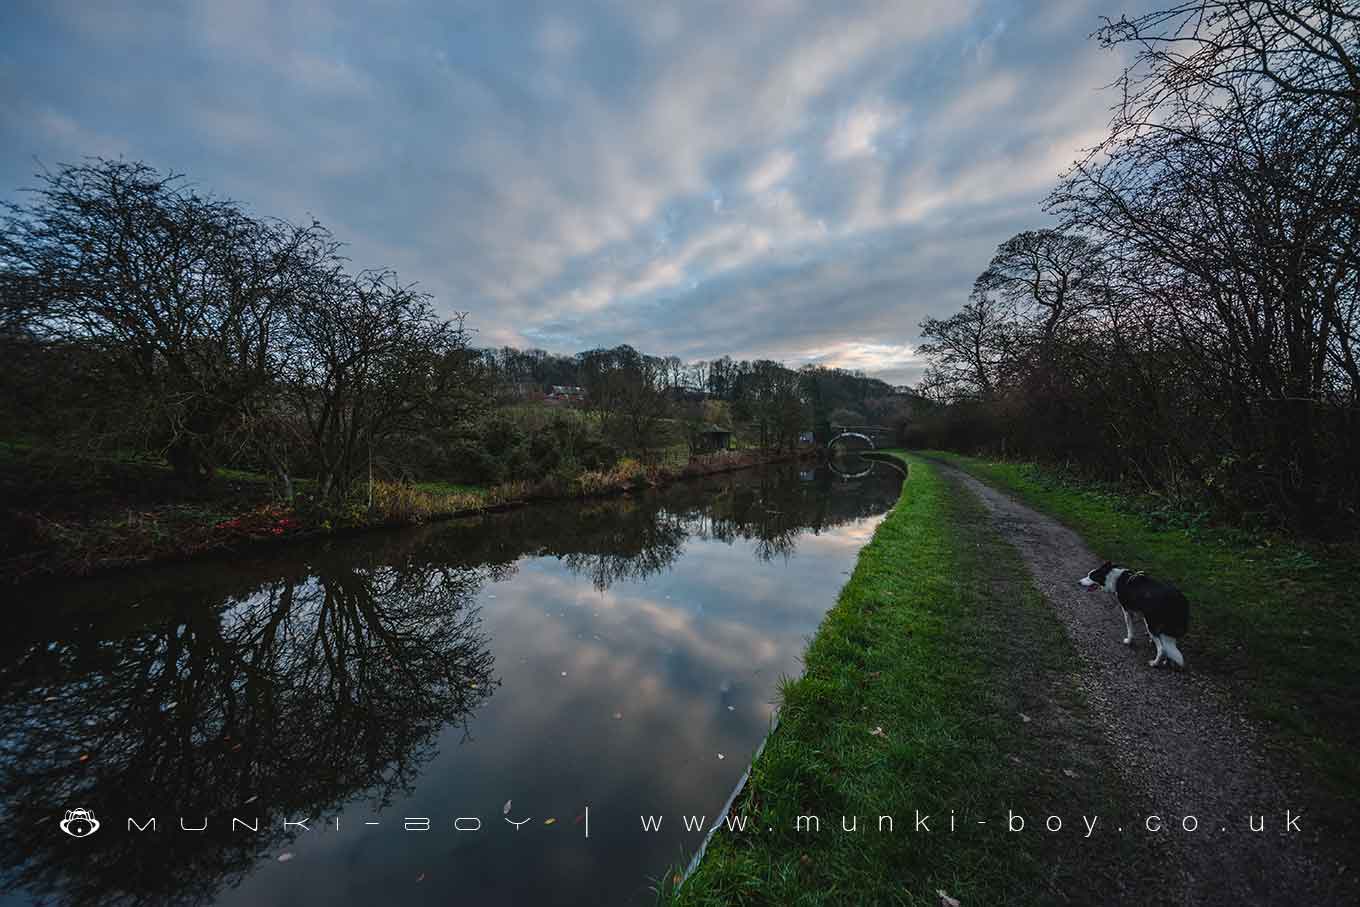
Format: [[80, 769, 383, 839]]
[[1078, 562, 1188, 667]]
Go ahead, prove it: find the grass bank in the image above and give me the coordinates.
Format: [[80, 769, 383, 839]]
[[0, 444, 807, 583], [666, 454, 1148, 906], [921, 451, 1360, 805]]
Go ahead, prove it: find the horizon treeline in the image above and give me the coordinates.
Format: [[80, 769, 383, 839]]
[[0, 160, 910, 498], [913, 1, 1359, 536]]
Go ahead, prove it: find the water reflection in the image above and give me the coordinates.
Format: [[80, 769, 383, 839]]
[[0, 462, 900, 906], [0, 546, 497, 906]]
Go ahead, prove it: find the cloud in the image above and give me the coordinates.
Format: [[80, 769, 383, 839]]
[[0, 0, 1152, 385]]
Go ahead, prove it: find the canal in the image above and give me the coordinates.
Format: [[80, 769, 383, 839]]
[[0, 459, 901, 906]]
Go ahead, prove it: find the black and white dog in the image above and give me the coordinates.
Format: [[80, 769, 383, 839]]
[[1078, 562, 1188, 667]]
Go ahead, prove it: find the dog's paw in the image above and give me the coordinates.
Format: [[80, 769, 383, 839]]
[[1148, 658, 1162, 667], [1121, 637, 1131, 646]]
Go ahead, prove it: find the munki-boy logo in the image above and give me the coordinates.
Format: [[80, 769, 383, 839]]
[[60, 808, 100, 838]]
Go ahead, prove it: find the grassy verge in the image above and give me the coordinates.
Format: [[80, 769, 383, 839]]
[[666, 454, 1149, 906], [920, 450, 1360, 803]]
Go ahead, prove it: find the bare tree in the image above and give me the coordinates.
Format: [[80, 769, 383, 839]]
[[911, 2, 1359, 531], [0, 159, 338, 482], [284, 270, 480, 500], [1096, 1, 1360, 131], [916, 292, 1014, 401], [972, 230, 1107, 348]]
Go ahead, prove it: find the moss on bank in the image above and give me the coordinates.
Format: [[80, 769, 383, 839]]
[[666, 454, 1147, 906]]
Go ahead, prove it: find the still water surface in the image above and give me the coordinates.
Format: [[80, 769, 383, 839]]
[[0, 460, 900, 906]]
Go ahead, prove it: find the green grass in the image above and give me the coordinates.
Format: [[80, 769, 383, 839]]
[[667, 454, 1145, 905], [920, 451, 1360, 803]]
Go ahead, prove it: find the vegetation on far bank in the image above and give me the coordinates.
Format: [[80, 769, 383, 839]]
[[922, 451, 1360, 805], [664, 453, 1149, 906], [0, 440, 804, 582], [1, 157, 924, 583]]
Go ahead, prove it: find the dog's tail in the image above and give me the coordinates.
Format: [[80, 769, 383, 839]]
[[1159, 635, 1185, 668]]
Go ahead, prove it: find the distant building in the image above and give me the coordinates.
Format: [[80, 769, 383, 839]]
[[698, 425, 733, 452], [546, 385, 586, 401]]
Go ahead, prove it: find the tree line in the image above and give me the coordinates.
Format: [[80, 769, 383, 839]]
[[478, 342, 905, 435], [460, 345, 913, 483], [914, 0, 1359, 535], [0, 160, 917, 500], [0, 159, 486, 502]]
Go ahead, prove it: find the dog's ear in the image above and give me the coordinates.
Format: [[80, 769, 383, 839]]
[[1099, 561, 1112, 570]]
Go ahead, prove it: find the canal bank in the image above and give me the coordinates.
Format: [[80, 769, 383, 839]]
[[666, 453, 1152, 906], [2, 448, 814, 584]]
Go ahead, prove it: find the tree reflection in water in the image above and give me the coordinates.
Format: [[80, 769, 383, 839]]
[[0, 461, 900, 906], [0, 551, 497, 907], [476, 462, 901, 591]]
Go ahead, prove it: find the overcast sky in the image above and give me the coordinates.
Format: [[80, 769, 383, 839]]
[[1, 0, 1149, 385]]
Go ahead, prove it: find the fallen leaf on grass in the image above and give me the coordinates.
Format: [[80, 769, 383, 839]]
[[936, 889, 961, 907], [503, 800, 512, 815], [869, 726, 887, 738], [544, 817, 556, 825], [78, 754, 90, 763], [1019, 713, 1031, 723], [717, 753, 725, 760], [1062, 768, 1078, 778]]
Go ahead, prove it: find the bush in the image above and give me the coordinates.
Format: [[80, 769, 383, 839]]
[[441, 411, 622, 486]]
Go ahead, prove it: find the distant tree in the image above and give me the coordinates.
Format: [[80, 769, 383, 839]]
[[738, 360, 807, 449], [828, 407, 864, 427], [863, 394, 919, 444], [615, 354, 670, 455], [916, 293, 1013, 402], [972, 230, 1105, 349], [771, 372, 810, 450], [687, 359, 712, 396], [576, 345, 669, 455]]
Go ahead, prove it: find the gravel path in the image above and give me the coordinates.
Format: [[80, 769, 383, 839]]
[[937, 463, 1354, 905]]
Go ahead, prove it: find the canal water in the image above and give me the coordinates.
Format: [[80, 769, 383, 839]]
[[0, 459, 901, 906]]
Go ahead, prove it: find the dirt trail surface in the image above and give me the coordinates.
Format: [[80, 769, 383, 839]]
[[935, 462, 1355, 905]]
